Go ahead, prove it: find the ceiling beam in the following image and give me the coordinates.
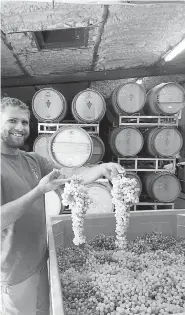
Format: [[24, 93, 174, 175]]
[[1, 30, 29, 76], [91, 5, 109, 72], [2, 65, 185, 88]]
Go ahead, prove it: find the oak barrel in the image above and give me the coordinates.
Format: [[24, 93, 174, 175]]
[[144, 82, 185, 115], [111, 82, 146, 115], [71, 88, 106, 123], [33, 134, 51, 161], [45, 189, 63, 216], [49, 126, 93, 168], [32, 88, 67, 122], [145, 127, 183, 157], [86, 182, 114, 214], [87, 135, 105, 164], [143, 172, 181, 202], [109, 127, 144, 157]]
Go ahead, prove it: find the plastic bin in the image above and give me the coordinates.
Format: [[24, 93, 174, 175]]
[[47, 210, 185, 315]]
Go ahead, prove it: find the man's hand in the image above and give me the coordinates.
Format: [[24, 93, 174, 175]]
[[99, 162, 125, 181], [37, 169, 71, 194], [74, 162, 125, 184]]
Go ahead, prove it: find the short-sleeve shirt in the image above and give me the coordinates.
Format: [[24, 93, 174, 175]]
[[0, 150, 55, 285]]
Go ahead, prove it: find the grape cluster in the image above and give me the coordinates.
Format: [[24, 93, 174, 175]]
[[62, 175, 92, 245], [127, 232, 180, 255], [88, 233, 116, 251], [57, 245, 88, 273], [111, 175, 139, 250], [62, 269, 99, 315], [57, 233, 185, 315]]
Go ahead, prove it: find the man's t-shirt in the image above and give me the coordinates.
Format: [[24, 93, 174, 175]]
[[1, 150, 55, 285]]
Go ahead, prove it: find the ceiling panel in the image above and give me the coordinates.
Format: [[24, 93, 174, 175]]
[[1, 2, 185, 78], [95, 4, 185, 70]]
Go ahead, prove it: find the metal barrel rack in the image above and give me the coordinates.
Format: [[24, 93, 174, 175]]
[[116, 114, 182, 210]]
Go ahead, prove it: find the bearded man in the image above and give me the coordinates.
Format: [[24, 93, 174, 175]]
[[0, 97, 124, 315]]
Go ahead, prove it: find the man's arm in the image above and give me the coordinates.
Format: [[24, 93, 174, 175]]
[[1, 169, 69, 231], [33, 152, 125, 183], [71, 163, 125, 184]]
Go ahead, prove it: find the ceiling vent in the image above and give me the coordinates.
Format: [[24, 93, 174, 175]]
[[33, 27, 89, 50]]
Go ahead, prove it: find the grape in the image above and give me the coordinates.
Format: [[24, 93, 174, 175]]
[[57, 233, 185, 315]]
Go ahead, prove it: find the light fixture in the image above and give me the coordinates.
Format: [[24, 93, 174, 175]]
[[163, 38, 185, 62], [136, 79, 143, 84]]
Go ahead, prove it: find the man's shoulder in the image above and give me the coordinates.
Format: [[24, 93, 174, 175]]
[[20, 150, 39, 158], [21, 151, 55, 174], [20, 150, 41, 165]]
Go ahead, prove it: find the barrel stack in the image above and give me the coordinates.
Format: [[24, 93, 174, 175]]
[[31, 82, 185, 212], [71, 88, 106, 166], [32, 87, 108, 214], [107, 82, 148, 200], [108, 81, 185, 209], [32, 87, 68, 163]]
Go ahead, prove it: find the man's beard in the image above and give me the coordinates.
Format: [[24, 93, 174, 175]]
[[1, 132, 29, 148]]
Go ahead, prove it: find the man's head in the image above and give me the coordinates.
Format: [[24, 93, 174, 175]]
[[1, 97, 30, 150]]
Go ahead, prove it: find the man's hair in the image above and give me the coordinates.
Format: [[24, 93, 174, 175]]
[[1, 97, 30, 117]]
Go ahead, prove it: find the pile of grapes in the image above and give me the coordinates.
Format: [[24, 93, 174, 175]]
[[57, 233, 185, 315]]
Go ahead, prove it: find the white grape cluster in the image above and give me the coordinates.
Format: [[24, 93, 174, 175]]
[[62, 175, 92, 245], [111, 175, 140, 250], [62, 172, 139, 248]]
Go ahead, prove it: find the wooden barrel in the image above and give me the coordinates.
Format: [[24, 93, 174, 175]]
[[86, 181, 114, 214], [45, 189, 63, 216], [145, 127, 183, 157], [33, 134, 51, 160], [143, 172, 181, 202], [87, 135, 105, 164], [177, 164, 185, 181], [125, 171, 142, 196], [111, 82, 146, 115], [109, 127, 144, 157], [32, 88, 67, 122], [49, 126, 93, 168], [71, 88, 106, 123], [144, 82, 185, 115]]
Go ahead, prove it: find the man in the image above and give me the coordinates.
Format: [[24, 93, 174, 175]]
[[0, 97, 124, 315]]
